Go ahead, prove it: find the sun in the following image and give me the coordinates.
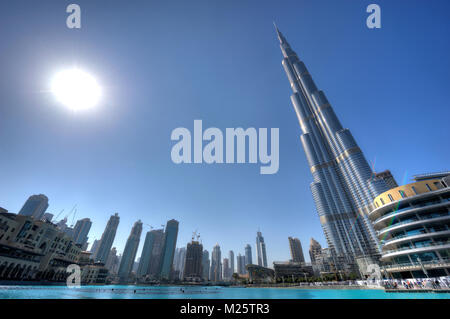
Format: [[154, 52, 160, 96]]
[[51, 68, 102, 111]]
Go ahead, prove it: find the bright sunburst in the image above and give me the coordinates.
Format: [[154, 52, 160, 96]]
[[51, 68, 102, 111]]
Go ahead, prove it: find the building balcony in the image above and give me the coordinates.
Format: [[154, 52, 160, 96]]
[[382, 257, 450, 273], [369, 188, 450, 220], [376, 215, 450, 238], [381, 230, 450, 249], [372, 201, 450, 229], [381, 243, 450, 260]]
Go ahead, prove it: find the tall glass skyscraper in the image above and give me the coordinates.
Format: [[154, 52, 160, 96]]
[[94, 213, 120, 263], [229, 250, 235, 275], [72, 218, 92, 248], [202, 249, 210, 281], [118, 220, 143, 281], [159, 219, 179, 279], [18, 194, 49, 221], [147, 229, 165, 278], [276, 26, 390, 261], [173, 247, 186, 279], [237, 254, 246, 275], [256, 231, 268, 267], [245, 244, 252, 265], [137, 230, 157, 278], [210, 244, 222, 282], [89, 239, 100, 257]]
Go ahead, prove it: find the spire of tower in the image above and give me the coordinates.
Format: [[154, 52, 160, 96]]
[[273, 22, 286, 44]]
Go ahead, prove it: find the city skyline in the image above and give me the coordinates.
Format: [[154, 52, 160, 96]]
[[1, 0, 450, 266], [4, 192, 289, 272]]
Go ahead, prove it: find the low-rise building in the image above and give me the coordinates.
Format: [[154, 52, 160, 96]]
[[273, 261, 314, 282], [0, 212, 82, 282], [369, 172, 450, 279], [246, 264, 274, 284], [77, 251, 109, 284]]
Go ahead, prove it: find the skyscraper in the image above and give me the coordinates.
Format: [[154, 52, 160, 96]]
[[72, 218, 92, 248], [309, 238, 322, 264], [288, 237, 305, 263], [18, 194, 49, 221], [118, 220, 143, 281], [256, 231, 268, 267], [183, 240, 203, 281], [210, 244, 222, 282], [202, 249, 210, 281], [147, 229, 165, 278], [173, 247, 186, 279], [222, 258, 230, 280], [244, 244, 252, 265], [89, 239, 100, 257], [276, 26, 390, 261], [373, 170, 398, 190], [94, 213, 120, 263], [132, 258, 140, 273], [229, 250, 235, 275], [159, 219, 179, 279], [237, 254, 246, 275], [137, 231, 156, 278], [105, 247, 119, 274]]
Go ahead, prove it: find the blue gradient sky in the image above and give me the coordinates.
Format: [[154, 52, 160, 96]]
[[0, 0, 449, 265]]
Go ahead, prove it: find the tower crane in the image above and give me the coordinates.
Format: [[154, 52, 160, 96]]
[[54, 209, 65, 220], [70, 208, 77, 227], [192, 230, 200, 242], [58, 204, 77, 225]]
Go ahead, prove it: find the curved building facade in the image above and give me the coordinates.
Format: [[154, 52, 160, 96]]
[[369, 173, 450, 278]]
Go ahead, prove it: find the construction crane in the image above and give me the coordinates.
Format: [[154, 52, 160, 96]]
[[70, 208, 77, 227], [54, 209, 65, 220], [192, 230, 200, 242], [58, 204, 77, 224]]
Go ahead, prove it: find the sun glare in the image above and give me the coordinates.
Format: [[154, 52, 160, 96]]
[[51, 68, 102, 111]]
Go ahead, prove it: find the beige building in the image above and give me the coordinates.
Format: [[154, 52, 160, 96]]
[[369, 172, 450, 279], [0, 212, 82, 282], [77, 251, 109, 284]]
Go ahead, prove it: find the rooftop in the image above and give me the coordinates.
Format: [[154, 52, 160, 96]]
[[412, 171, 450, 181]]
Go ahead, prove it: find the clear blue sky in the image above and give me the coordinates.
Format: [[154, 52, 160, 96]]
[[0, 0, 449, 265]]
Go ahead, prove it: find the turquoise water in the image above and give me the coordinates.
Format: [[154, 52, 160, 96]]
[[0, 285, 449, 299]]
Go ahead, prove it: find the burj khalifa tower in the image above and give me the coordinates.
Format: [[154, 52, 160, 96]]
[[276, 26, 390, 261]]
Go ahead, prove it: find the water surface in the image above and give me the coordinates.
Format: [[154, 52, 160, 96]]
[[0, 285, 449, 299]]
